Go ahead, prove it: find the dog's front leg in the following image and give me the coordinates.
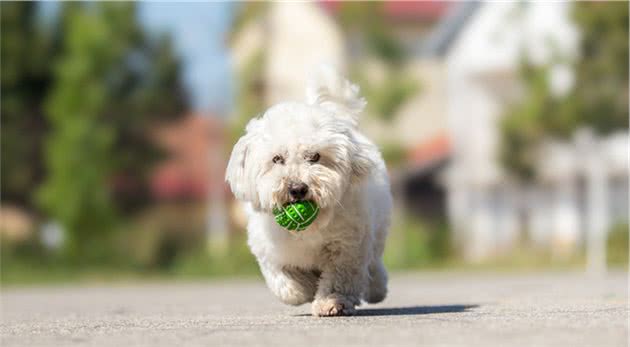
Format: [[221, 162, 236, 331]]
[[312, 240, 369, 317], [259, 261, 319, 306]]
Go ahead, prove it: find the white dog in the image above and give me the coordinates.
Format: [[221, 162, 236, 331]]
[[226, 66, 392, 316]]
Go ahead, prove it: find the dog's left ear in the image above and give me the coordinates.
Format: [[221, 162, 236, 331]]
[[350, 134, 378, 182], [306, 64, 366, 126]]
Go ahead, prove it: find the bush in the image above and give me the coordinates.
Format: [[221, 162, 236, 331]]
[[607, 222, 629, 267], [383, 213, 451, 269], [172, 233, 259, 278]]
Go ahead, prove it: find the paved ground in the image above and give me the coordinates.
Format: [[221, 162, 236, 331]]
[[1, 271, 627, 347]]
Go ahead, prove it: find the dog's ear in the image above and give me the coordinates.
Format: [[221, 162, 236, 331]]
[[349, 134, 378, 182], [225, 120, 261, 202], [306, 64, 366, 126]]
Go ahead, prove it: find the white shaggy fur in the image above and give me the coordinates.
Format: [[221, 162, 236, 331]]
[[226, 66, 392, 316]]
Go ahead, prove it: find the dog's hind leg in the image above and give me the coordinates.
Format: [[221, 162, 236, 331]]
[[366, 218, 389, 304], [365, 259, 388, 304]]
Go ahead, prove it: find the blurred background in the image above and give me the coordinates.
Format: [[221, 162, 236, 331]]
[[1, 1, 628, 285]]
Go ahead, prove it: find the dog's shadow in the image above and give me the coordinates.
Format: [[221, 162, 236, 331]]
[[294, 304, 478, 317], [356, 304, 478, 316]]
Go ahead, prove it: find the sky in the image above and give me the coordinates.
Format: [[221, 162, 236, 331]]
[[39, 2, 237, 116], [138, 2, 236, 116]]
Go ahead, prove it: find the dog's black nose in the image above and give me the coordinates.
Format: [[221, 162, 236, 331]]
[[288, 182, 309, 201]]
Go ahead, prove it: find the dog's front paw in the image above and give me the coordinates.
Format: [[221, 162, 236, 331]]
[[311, 294, 356, 317]]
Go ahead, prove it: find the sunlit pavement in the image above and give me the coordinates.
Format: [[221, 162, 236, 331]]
[[1, 271, 627, 347]]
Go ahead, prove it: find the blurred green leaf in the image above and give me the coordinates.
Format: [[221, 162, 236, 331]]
[[500, 2, 629, 181]]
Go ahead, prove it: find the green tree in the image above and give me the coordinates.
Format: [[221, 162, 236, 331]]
[[95, 4, 187, 212], [0, 2, 59, 208], [500, 2, 629, 180], [1, 2, 186, 217], [37, 3, 187, 258], [571, 1, 629, 133], [37, 5, 119, 258]]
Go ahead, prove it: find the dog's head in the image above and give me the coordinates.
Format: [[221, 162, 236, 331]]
[[226, 66, 377, 214]]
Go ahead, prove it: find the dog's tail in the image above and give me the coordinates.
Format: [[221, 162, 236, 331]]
[[306, 64, 366, 125]]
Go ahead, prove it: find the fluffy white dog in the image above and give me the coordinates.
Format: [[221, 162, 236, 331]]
[[226, 66, 392, 316]]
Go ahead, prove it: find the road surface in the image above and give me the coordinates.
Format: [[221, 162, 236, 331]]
[[1, 271, 627, 346]]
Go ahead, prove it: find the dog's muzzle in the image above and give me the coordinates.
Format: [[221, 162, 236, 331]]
[[288, 182, 309, 202]]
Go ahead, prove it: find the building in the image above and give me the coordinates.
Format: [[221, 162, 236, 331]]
[[151, 114, 226, 202], [150, 113, 233, 250], [435, 2, 628, 262]]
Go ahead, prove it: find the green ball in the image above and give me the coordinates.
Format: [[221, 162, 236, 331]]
[[273, 201, 319, 232]]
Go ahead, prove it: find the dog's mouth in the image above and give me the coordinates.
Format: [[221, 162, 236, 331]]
[[288, 196, 305, 204], [283, 191, 315, 205]]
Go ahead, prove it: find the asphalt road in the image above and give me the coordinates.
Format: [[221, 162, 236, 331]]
[[1, 271, 627, 347]]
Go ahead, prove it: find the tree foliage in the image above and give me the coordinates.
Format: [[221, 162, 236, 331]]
[[0, 3, 59, 208], [571, 1, 629, 133], [37, 4, 120, 257], [30, 3, 187, 257], [500, 2, 629, 180], [1, 2, 187, 219], [94, 4, 187, 212]]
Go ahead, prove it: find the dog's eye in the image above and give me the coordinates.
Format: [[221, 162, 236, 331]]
[[307, 152, 320, 163], [272, 155, 285, 165]]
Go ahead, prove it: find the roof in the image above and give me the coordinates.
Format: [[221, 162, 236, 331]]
[[383, 1, 450, 21], [151, 114, 226, 201], [319, 0, 450, 22], [408, 132, 451, 169], [421, 1, 480, 57], [318, 1, 479, 57]]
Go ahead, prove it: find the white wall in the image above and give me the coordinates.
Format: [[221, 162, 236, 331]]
[[266, 2, 345, 105]]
